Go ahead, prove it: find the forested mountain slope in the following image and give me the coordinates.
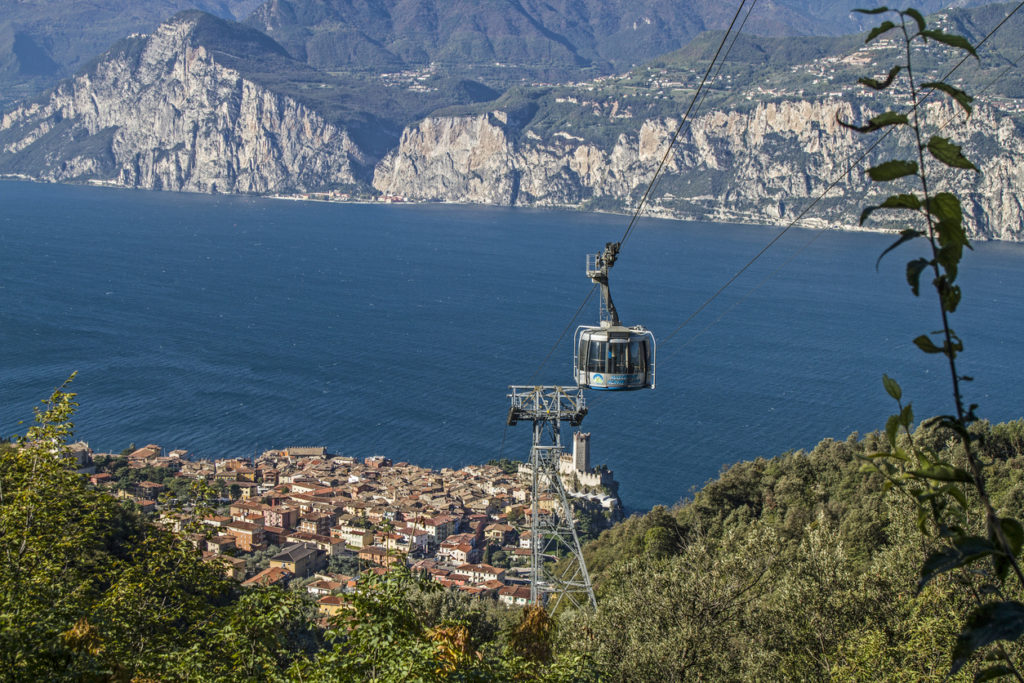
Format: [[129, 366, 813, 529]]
[[0, 1, 1001, 108], [246, 0, 997, 80], [558, 420, 1024, 680]]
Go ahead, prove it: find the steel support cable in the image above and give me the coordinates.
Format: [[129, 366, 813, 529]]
[[518, 1, 1021, 429], [527, 284, 597, 385], [618, 0, 756, 249], [582, 4, 1024, 412], [659, 0, 1024, 349], [658, 52, 1021, 370], [518, 0, 754, 390], [645, 0, 759, 205]]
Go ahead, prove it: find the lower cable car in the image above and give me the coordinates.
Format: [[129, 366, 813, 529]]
[[573, 242, 656, 390]]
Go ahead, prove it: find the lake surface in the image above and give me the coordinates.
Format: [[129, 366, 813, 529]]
[[2, 180, 1023, 511]]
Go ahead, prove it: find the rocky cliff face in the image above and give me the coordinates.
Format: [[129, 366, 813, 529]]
[[373, 99, 1024, 241], [1, 11, 1021, 241], [0, 13, 369, 193]]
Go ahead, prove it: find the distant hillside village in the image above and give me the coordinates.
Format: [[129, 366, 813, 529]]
[[67, 432, 621, 613]]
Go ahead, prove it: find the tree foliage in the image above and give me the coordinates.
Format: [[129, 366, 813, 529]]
[[841, 6, 1024, 678], [0, 377, 235, 681], [3, 13, 1021, 668], [0, 378, 593, 680], [557, 423, 1024, 680]]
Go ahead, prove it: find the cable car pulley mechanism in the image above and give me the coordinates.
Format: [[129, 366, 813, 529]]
[[574, 242, 655, 391]]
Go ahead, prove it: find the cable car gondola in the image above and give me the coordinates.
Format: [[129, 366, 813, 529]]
[[573, 242, 655, 391]]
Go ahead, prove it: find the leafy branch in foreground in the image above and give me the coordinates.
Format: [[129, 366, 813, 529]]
[[842, 6, 1024, 679]]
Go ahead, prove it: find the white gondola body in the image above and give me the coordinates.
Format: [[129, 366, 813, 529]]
[[574, 322, 655, 391]]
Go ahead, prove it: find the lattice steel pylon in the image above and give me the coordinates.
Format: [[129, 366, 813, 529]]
[[507, 385, 596, 611]]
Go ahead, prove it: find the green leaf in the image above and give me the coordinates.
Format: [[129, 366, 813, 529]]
[[917, 505, 930, 534], [886, 415, 900, 447], [867, 21, 897, 43], [929, 415, 971, 440], [920, 29, 979, 58], [872, 111, 908, 130], [868, 160, 918, 181], [906, 258, 931, 296], [915, 449, 934, 468], [839, 111, 908, 133], [882, 373, 902, 400], [914, 334, 943, 353], [928, 136, 979, 171], [903, 8, 926, 32], [862, 193, 921, 225], [918, 537, 998, 592], [940, 283, 963, 313], [875, 229, 924, 269], [994, 516, 1021, 580], [900, 403, 914, 428], [926, 192, 964, 225], [876, 229, 925, 270], [976, 665, 1015, 682], [946, 485, 968, 509], [911, 464, 971, 482], [921, 81, 973, 115], [937, 244, 963, 281], [853, 7, 890, 14], [858, 66, 901, 90], [882, 193, 921, 211], [933, 206, 972, 266], [951, 602, 1024, 676], [999, 518, 1024, 557]]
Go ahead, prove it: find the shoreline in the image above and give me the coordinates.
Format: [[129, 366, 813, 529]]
[[0, 174, 954, 242]]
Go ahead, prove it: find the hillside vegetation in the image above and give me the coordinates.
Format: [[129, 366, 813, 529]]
[[0, 0, 260, 106], [3, 381, 1023, 680], [558, 420, 1024, 680]]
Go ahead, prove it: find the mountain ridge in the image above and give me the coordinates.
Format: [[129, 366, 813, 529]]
[[1, 5, 1022, 239], [0, 0, 999, 106], [0, 12, 373, 193]]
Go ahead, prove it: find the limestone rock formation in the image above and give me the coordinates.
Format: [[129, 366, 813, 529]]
[[373, 99, 1024, 241], [0, 12, 370, 193], [1, 10, 1021, 241]]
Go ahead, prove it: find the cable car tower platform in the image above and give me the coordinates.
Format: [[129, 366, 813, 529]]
[[507, 385, 596, 611]]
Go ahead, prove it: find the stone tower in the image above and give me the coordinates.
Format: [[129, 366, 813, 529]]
[[572, 432, 591, 472]]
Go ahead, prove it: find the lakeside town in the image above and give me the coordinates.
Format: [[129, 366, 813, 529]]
[[66, 432, 622, 614]]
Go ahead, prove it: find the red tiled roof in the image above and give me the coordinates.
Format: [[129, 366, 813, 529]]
[[242, 566, 291, 587]]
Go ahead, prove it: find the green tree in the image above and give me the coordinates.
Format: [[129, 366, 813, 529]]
[[843, 7, 1024, 678], [298, 567, 449, 681], [168, 587, 321, 682], [326, 552, 361, 576], [0, 377, 232, 681]]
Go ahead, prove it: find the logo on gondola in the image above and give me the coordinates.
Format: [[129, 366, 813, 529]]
[[591, 374, 606, 386]]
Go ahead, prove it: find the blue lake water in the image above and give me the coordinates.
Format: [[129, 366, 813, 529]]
[[2, 180, 1023, 512]]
